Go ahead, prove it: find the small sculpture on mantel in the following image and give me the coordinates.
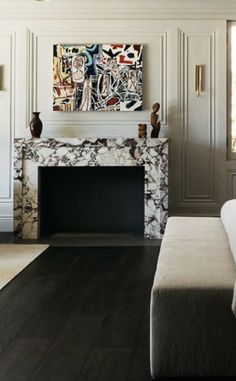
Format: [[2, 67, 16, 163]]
[[138, 123, 147, 138], [150, 102, 161, 138]]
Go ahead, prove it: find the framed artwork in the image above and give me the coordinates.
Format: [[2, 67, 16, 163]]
[[53, 44, 143, 111]]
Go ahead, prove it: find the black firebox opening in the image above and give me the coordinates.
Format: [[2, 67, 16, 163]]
[[38, 166, 144, 238]]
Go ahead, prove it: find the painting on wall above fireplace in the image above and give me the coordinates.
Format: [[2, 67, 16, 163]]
[[53, 43, 143, 112]]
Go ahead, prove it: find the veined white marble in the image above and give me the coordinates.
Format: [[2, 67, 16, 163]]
[[14, 137, 168, 239]]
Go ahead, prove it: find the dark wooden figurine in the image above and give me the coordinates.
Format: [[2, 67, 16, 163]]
[[150, 102, 161, 138], [138, 123, 147, 138]]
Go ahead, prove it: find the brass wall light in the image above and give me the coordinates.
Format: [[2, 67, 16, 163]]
[[0, 65, 3, 91], [195, 64, 202, 97]]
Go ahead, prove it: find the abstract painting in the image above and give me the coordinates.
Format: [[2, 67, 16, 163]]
[[53, 44, 143, 111]]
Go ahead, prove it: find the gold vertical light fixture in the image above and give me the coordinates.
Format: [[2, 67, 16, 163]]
[[195, 64, 202, 97]]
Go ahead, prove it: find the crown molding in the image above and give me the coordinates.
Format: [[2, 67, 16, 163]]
[[1, 0, 236, 20]]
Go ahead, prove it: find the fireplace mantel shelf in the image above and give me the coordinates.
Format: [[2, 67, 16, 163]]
[[14, 137, 168, 239]]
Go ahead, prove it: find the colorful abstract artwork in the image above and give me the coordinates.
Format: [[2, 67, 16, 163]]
[[53, 44, 143, 111]]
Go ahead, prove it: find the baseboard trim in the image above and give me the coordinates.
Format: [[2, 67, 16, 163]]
[[0, 217, 13, 232]]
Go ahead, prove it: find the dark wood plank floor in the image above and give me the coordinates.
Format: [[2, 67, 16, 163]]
[[0, 245, 159, 381]]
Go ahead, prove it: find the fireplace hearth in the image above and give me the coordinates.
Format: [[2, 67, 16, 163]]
[[14, 137, 168, 239], [38, 166, 145, 238]]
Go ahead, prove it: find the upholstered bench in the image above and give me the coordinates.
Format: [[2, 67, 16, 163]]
[[150, 207, 236, 378]]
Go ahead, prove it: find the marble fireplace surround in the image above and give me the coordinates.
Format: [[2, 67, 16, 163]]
[[14, 137, 168, 239]]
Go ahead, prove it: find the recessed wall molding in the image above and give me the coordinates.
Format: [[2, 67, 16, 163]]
[[0, 31, 15, 201], [0, 17, 228, 230], [26, 28, 37, 127], [227, 170, 236, 199], [0, 31, 15, 230], [26, 27, 168, 130], [178, 27, 217, 205]]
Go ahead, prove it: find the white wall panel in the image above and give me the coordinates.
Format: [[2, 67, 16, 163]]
[[169, 21, 226, 215], [227, 170, 236, 199], [0, 9, 229, 230], [180, 30, 216, 201], [24, 22, 168, 138], [0, 32, 15, 230]]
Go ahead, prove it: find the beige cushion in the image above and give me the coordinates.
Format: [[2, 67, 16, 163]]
[[221, 199, 236, 263], [221, 199, 236, 316], [153, 216, 236, 289]]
